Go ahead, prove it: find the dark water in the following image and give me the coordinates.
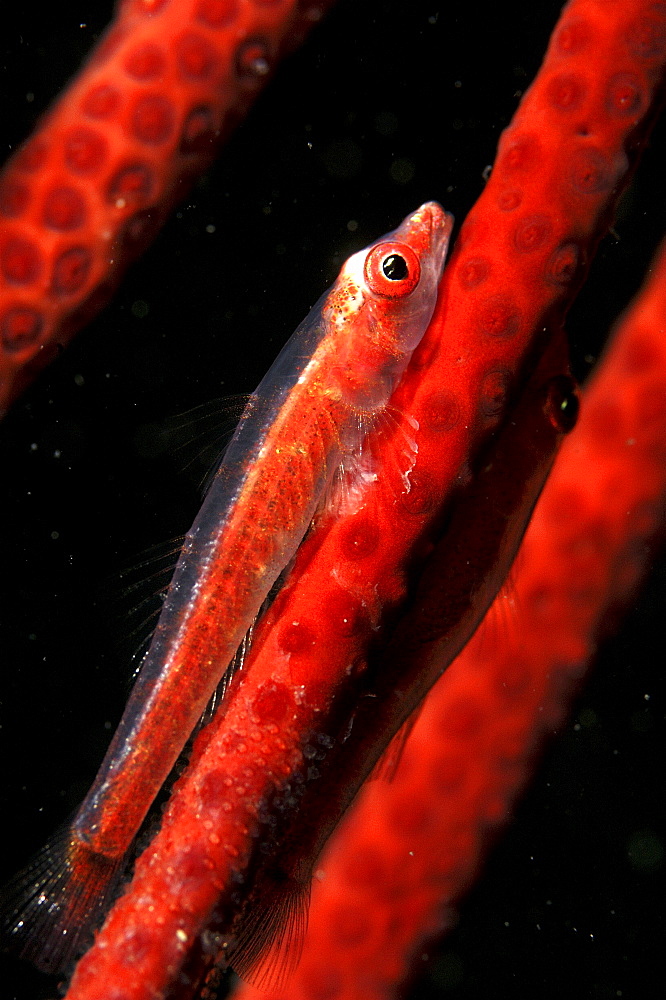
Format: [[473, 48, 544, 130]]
[[0, 2, 663, 998]]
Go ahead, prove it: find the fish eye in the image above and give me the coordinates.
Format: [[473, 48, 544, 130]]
[[382, 253, 409, 281], [543, 374, 579, 433], [364, 241, 421, 298]]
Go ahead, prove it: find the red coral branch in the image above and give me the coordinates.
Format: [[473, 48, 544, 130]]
[[233, 227, 666, 1000], [53, 1, 666, 998], [0, 0, 334, 414], [1, 2, 664, 999]]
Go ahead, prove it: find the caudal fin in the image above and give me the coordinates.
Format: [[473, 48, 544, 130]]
[[0, 824, 124, 975]]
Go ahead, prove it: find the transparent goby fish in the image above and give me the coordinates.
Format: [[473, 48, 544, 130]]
[[1, 202, 453, 976]]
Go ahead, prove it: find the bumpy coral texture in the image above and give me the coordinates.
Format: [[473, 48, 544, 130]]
[[0, 0, 332, 411], [60, 2, 666, 999], [234, 230, 666, 1000]]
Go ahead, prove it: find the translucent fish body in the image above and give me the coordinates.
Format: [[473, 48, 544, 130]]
[[79, 201, 452, 858], [0, 202, 452, 979], [1, 202, 452, 976]]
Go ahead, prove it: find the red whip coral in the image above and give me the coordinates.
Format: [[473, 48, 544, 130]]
[[0, 0, 335, 413], [234, 229, 666, 1000], [1, 1, 664, 998]]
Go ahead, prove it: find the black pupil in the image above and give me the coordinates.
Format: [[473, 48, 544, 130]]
[[558, 389, 580, 431], [382, 253, 408, 281]]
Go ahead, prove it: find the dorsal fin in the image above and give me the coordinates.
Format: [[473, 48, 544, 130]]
[[157, 395, 249, 497], [371, 700, 424, 782], [110, 536, 185, 680], [227, 873, 311, 989], [471, 555, 521, 661]]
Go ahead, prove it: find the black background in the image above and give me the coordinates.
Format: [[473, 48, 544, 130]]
[[0, 2, 664, 998]]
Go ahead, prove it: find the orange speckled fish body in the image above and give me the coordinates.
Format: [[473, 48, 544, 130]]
[[1, 203, 452, 976], [77, 202, 452, 858]]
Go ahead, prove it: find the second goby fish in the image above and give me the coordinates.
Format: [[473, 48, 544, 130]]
[[3, 202, 453, 974]]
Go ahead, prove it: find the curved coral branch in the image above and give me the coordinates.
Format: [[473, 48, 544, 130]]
[[0, 0, 334, 414], [233, 225, 666, 1000], [0, 2, 664, 999]]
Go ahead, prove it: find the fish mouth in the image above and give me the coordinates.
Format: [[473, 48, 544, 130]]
[[397, 201, 454, 271]]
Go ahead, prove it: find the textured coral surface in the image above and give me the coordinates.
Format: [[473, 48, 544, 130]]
[[1, 2, 663, 998]]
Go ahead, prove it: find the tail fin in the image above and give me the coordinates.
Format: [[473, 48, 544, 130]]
[[0, 824, 124, 975]]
